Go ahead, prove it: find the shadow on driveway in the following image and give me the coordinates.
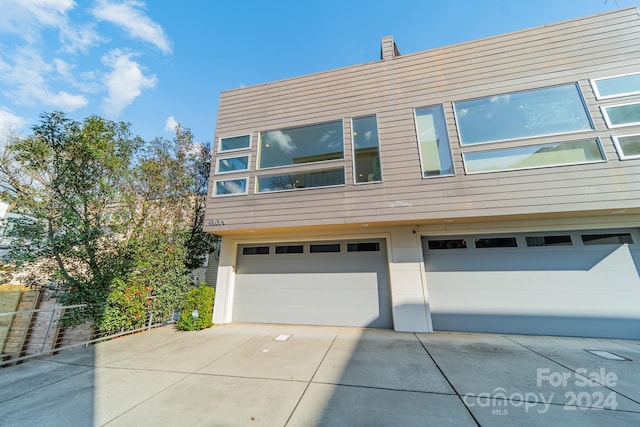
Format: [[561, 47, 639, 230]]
[[1, 321, 640, 426]]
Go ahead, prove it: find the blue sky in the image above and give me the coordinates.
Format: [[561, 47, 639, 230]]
[[0, 0, 638, 145]]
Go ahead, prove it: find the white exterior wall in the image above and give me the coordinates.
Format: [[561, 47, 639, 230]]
[[212, 237, 235, 325], [211, 227, 433, 332], [211, 214, 640, 335], [387, 227, 431, 332]]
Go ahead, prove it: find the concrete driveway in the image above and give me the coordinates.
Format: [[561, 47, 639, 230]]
[[1, 324, 639, 426]]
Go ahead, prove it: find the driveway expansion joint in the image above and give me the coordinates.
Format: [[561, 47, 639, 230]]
[[504, 335, 640, 408]]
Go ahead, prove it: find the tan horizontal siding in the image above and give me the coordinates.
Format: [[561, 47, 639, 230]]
[[206, 8, 640, 233], [218, 9, 639, 104], [216, 22, 640, 127]]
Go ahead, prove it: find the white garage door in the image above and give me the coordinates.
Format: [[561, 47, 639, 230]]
[[422, 230, 640, 339], [233, 239, 392, 328]]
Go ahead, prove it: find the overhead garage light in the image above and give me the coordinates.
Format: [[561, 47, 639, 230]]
[[274, 334, 292, 341], [585, 349, 630, 361]]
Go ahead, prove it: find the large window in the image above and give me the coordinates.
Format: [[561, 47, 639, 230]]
[[602, 103, 640, 128], [463, 138, 605, 174], [454, 84, 593, 145], [352, 115, 382, 183], [213, 178, 248, 196], [218, 134, 251, 152], [414, 105, 454, 177], [256, 167, 345, 193], [215, 155, 249, 174], [258, 120, 343, 169], [591, 72, 640, 99], [613, 134, 640, 159]]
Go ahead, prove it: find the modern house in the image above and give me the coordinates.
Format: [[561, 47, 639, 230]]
[[205, 8, 640, 339]]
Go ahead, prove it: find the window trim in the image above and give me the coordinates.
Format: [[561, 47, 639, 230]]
[[612, 133, 640, 160], [462, 138, 607, 175], [257, 119, 345, 170], [452, 83, 595, 146], [254, 167, 346, 194], [212, 177, 249, 197], [413, 104, 456, 179], [215, 154, 251, 175], [351, 114, 384, 185], [601, 102, 640, 128], [590, 72, 640, 100], [217, 133, 252, 153]]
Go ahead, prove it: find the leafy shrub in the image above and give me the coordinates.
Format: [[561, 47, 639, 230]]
[[95, 278, 147, 333], [177, 285, 214, 330]]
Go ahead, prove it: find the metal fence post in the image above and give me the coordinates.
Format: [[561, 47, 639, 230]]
[[41, 308, 57, 353]]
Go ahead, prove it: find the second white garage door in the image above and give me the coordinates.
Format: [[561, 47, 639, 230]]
[[233, 239, 392, 328], [422, 230, 640, 339]]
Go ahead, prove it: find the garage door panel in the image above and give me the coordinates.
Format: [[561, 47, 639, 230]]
[[234, 286, 383, 307], [422, 232, 640, 339], [236, 254, 382, 274], [429, 272, 640, 315], [235, 272, 383, 291], [426, 248, 626, 272], [233, 239, 392, 328], [431, 313, 639, 338], [233, 303, 387, 328]]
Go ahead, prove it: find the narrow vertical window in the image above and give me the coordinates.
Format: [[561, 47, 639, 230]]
[[414, 105, 454, 177], [352, 115, 382, 183]]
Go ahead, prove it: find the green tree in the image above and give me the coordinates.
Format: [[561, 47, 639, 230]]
[[0, 112, 139, 323], [0, 112, 216, 332], [182, 130, 219, 270]]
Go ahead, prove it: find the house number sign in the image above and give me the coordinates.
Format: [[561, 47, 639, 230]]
[[208, 219, 225, 226]]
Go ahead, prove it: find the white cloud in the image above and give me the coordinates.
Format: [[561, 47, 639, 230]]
[[0, 1, 168, 120], [0, 106, 27, 134], [49, 91, 89, 110], [92, 0, 172, 54], [101, 49, 157, 117], [50, 57, 99, 93], [20, 0, 75, 25], [0, 0, 102, 52], [0, 0, 73, 38], [53, 57, 73, 80], [0, 2, 99, 110], [263, 130, 296, 154], [2, 46, 88, 110], [60, 22, 105, 54], [164, 115, 178, 132]]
